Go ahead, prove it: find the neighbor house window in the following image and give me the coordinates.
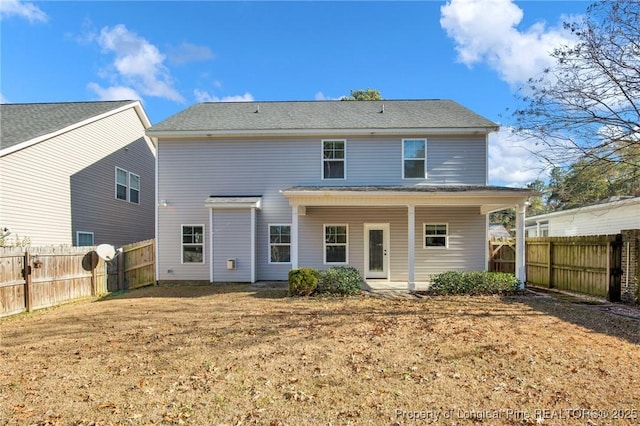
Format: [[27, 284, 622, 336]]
[[403, 139, 426, 179], [324, 224, 348, 264], [116, 167, 128, 201], [115, 167, 140, 204], [322, 140, 345, 179], [76, 231, 94, 247], [182, 225, 204, 263], [269, 224, 291, 263], [129, 173, 140, 204], [424, 223, 448, 248]]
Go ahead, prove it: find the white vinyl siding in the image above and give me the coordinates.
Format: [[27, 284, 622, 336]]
[[324, 224, 348, 264], [402, 139, 426, 179], [211, 209, 253, 282], [181, 225, 204, 264], [76, 231, 94, 246], [322, 140, 345, 179], [155, 135, 488, 281], [424, 223, 448, 248], [269, 224, 291, 264]]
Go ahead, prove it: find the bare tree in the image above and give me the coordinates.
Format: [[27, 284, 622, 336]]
[[513, 1, 640, 191]]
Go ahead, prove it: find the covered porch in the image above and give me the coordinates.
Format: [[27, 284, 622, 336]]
[[281, 185, 537, 290]]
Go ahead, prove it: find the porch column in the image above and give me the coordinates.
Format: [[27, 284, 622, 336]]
[[515, 203, 526, 289], [250, 207, 256, 283], [408, 204, 415, 291], [291, 205, 299, 269]]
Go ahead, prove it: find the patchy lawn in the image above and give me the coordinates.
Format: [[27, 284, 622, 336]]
[[1, 285, 639, 425]]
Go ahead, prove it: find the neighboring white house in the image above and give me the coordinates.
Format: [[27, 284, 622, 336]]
[[147, 100, 536, 288], [0, 101, 156, 247], [526, 196, 640, 237]]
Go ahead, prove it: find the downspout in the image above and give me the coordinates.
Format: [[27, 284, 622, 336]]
[[154, 137, 160, 284], [515, 203, 527, 288]]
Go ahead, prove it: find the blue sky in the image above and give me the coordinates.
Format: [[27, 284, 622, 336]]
[[0, 0, 590, 186]]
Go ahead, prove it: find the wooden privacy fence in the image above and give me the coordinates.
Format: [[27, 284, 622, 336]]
[[488, 238, 515, 274], [0, 239, 156, 318], [0, 246, 107, 317], [526, 235, 623, 301], [107, 239, 156, 292]]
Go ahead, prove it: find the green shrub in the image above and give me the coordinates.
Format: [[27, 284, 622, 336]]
[[288, 268, 319, 296], [317, 266, 362, 295], [428, 271, 521, 295]]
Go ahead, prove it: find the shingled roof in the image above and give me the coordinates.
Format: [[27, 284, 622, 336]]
[[0, 100, 136, 150], [147, 99, 498, 135]]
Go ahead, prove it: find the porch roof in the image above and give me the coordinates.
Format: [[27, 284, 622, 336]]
[[281, 185, 537, 214], [204, 196, 262, 209]]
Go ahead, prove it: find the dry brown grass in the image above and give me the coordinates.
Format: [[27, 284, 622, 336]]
[[1, 285, 639, 425]]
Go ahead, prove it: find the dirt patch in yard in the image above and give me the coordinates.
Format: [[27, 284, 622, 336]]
[[1, 285, 639, 425]]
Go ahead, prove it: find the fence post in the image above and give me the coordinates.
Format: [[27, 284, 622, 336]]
[[23, 251, 32, 312], [547, 241, 554, 288], [118, 254, 126, 290], [91, 252, 97, 296]]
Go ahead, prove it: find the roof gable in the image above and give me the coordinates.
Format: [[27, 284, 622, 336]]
[[148, 100, 498, 136], [0, 100, 144, 152]]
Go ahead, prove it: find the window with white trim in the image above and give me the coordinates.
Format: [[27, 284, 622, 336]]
[[182, 225, 204, 263], [115, 167, 141, 204], [116, 167, 128, 201], [76, 231, 94, 247], [322, 140, 345, 179], [324, 224, 348, 264], [269, 224, 291, 263], [129, 173, 140, 204], [403, 139, 426, 179], [424, 223, 448, 248]]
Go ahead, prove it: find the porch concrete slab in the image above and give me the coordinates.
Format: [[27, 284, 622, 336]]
[[363, 280, 431, 292]]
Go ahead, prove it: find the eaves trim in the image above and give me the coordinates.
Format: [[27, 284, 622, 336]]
[[147, 126, 498, 139], [0, 101, 150, 157]]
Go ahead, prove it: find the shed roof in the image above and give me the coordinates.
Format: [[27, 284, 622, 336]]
[[147, 99, 498, 135], [0, 100, 137, 150]]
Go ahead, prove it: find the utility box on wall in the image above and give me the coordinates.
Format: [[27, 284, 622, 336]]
[[226, 258, 236, 270]]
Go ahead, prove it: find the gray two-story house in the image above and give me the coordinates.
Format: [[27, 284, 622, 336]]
[[148, 100, 535, 289], [1, 101, 155, 247]]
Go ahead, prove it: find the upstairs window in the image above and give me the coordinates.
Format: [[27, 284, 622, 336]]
[[129, 173, 140, 204], [323, 140, 345, 179], [182, 225, 204, 263], [403, 139, 426, 179], [116, 167, 128, 201], [424, 223, 448, 248], [115, 167, 140, 204]]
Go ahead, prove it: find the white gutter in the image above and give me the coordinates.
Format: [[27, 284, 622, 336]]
[[146, 127, 498, 139]]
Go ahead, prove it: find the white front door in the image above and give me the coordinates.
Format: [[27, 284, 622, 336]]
[[364, 223, 389, 279]]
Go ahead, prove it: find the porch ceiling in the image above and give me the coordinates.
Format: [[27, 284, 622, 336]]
[[281, 185, 537, 214]]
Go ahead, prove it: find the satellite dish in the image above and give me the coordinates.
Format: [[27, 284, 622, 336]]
[[96, 244, 117, 261]]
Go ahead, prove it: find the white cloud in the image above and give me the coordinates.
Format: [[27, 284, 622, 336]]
[[87, 83, 141, 101], [167, 42, 214, 65], [0, 0, 48, 23], [94, 24, 184, 103], [315, 91, 342, 101], [488, 127, 550, 187], [440, 0, 577, 85], [193, 89, 254, 103], [0, 92, 9, 103]]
